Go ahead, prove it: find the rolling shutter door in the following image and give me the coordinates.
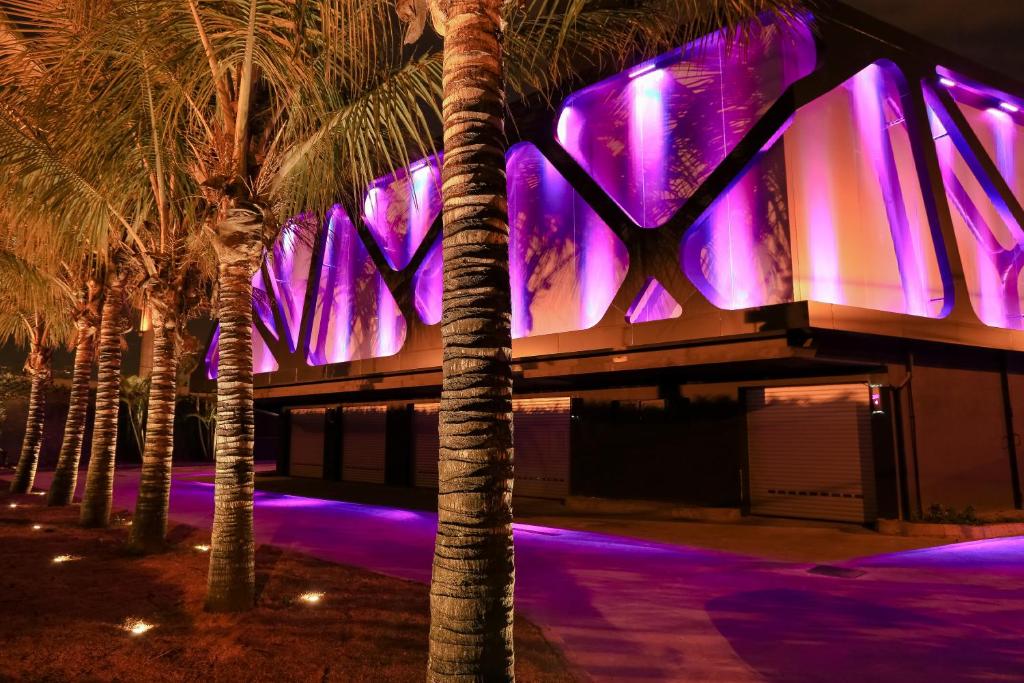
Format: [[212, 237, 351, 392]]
[[289, 408, 325, 478], [747, 384, 877, 523], [513, 397, 571, 499], [413, 403, 440, 488], [342, 405, 387, 484]]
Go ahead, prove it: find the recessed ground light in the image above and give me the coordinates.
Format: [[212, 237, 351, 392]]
[[8, 503, 18, 509], [121, 619, 155, 636], [30, 492, 45, 496], [298, 592, 324, 604], [32, 524, 41, 530], [52, 554, 80, 564], [193, 544, 210, 552]]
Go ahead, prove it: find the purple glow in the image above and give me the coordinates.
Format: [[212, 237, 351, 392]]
[[507, 143, 629, 338], [939, 77, 958, 88], [1001, 102, 1021, 114], [685, 61, 949, 316], [363, 155, 442, 270], [307, 205, 406, 365], [412, 237, 443, 325], [267, 217, 315, 351], [556, 19, 816, 228], [929, 78, 1024, 330], [625, 278, 682, 323]]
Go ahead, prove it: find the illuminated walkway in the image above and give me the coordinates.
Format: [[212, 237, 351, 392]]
[[22, 466, 1024, 682]]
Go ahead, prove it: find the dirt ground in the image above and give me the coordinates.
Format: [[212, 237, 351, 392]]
[[0, 490, 575, 683]]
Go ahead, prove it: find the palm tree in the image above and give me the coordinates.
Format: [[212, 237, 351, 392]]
[[47, 270, 103, 506], [8, 314, 54, 494], [401, 0, 805, 677]]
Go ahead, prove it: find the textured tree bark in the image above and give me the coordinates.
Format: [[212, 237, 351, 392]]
[[205, 233, 259, 612], [48, 321, 98, 506], [128, 305, 179, 553], [428, 1, 516, 679], [79, 270, 129, 528], [9, 333, 52, 494]]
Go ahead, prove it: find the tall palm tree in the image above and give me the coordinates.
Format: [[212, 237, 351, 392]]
[[47, 270, 103, 506], [401, 0, 805, 677], [8, 314, 54, 494]]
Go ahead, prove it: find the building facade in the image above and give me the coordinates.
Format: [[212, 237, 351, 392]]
[[196, 4, 1024, 524]]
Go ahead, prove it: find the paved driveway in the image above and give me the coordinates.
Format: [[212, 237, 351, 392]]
[[18, 466, 1024, 682]]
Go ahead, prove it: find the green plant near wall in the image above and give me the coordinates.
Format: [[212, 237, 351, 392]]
[[119, 375, 151, 458], [921, 503, 980, 525]]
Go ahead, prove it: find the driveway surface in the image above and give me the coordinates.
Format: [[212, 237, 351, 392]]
[[14, 465, 1024, 682]]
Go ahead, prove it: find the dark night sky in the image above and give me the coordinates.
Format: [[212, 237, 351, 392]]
[[845, 0, 1024, 78]]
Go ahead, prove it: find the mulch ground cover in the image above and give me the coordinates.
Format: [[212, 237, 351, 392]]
[[0, 488, 575, 682]]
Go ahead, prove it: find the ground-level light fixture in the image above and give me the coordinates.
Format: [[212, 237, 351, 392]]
[[8, 502, 18, 509], [32, 524, 41, 530], [121, 618, 155, 636], [193, 544, 210, 552], [298, 592, 325, 604], [52, 554, 80, 564]]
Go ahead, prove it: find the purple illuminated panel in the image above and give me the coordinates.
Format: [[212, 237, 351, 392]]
[[682, 143, 794, 309], [556, 19, 816, 228], [410, 144, 630, 336], [204, 324, 279, 380], [929, 79, 1024, 330], [307, 205, 406, 365], [412, 237, 442, 325], [507, 143, 629, 338], [363, 155, 442, 270], [266, 216, 315, 351], [687, 62, 948, 317], [626, 278, 682, 323]]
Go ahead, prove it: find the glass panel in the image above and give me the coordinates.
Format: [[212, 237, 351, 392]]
[[413, 236, 443, 325], [363, 155, 442, 270], [625, 278, 682, 323], [930, 100, 1024, 329], [266, 215, 315, 351], [507, 143, 629, 338], [307, 204, 406, 365], [556, 19, 815, 228], [682, 143, 794, 309]]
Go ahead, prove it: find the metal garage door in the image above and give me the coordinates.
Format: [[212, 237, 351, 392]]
[[413, 403, 440, 488], [513, 397, 571, 499], [342, 405, 387, 484], [747, 384, 877, 523], [289, 408, 325, 478]]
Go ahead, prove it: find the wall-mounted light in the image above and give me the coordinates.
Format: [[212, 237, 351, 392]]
[[999, 101, 1020, 113], [629, 63, 658, 79], [938, 77, 957, 88]]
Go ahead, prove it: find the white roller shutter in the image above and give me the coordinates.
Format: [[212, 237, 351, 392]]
[[342, 405, 387, 484], [747, 384, 877, 523], [413, 403, 440, 488], [289, 408, 325, 478], [513, 397, 571, 499]]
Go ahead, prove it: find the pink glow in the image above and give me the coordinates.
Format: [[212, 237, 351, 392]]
[[506, 143, 628, 338], [267, 218, 314, 351], [556, 19, 816, 228], [625, 278, 682, 323], [307, 205, 406, 365], [363, 155, 442, 270], [412, 238, 442, 325], [204, 323, 279, 380]]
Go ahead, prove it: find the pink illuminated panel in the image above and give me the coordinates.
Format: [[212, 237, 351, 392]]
[[556, 19, 816, 228], [626, 278, 682, 323], [929, 78, 1024, 330], [266, 216, 315, 351], [687, 62, 948, 317], [204, 324, 279, 380], [363, 155, 442, 270], [507, 143, 629, 338], [412, 237, 442, 325], [307, 205, 406, 365]]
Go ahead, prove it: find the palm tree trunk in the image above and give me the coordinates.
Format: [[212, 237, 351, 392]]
[[429, 1, 516, 679], [9, 349, 51, 494], [47, 326, 96, 506], [128, 306, 178, 552], [79, 276, 127, 528], [205, 254, 256, 612]]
